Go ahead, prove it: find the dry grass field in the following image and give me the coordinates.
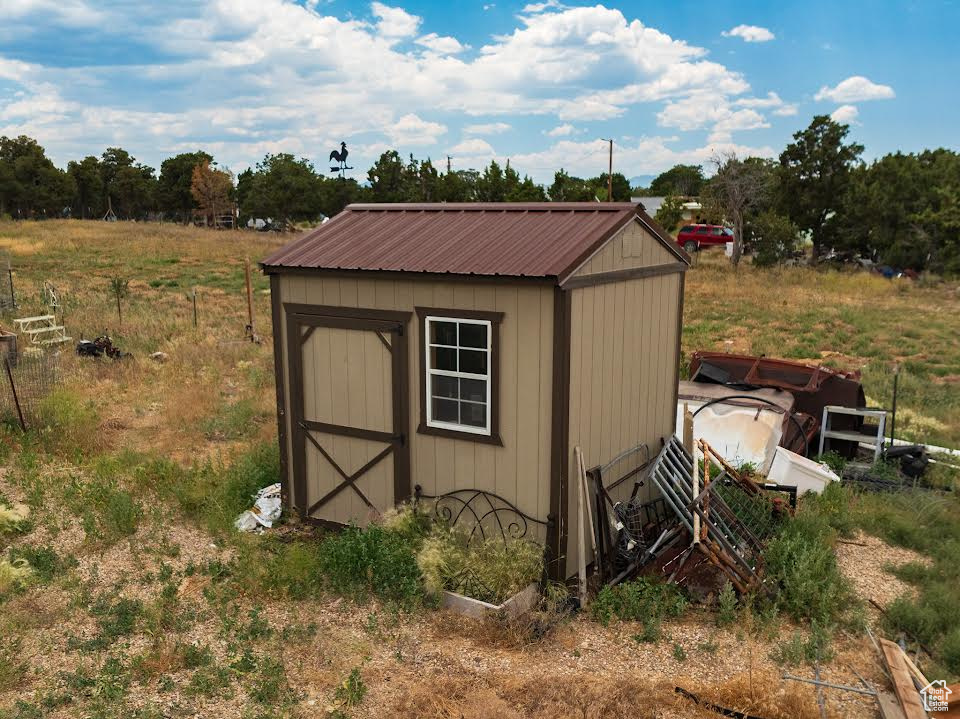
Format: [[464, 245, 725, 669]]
[[0, 220, 958, 719]]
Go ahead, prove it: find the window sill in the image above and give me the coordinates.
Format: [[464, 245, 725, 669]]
[[417, 422, 504, 446]]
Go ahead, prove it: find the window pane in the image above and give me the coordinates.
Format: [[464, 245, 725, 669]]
[[459, 349, 487, 375], [430, 320, 457, 346], [460, 401, 486, 428], [430, 346, 457, 371], [459, 323, 487, 348], [431, 374, 458, 399], [432, 398, 458, 423], [459, 378, 486, 402]]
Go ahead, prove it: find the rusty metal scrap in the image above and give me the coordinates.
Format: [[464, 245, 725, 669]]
[[690, 352, 867, 457], [648, 437, 788, 594]]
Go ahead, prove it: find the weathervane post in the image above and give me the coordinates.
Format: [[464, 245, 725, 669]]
[[329, 142, 353, 179]]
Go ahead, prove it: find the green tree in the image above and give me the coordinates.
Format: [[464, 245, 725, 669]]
[[749, 211, 800, 267], [237, 153, 322, 224], [835, 149, 960, 272], [703, 154, 777, 266], [67, 156, 104, 219], [367, 151, 407, 202], [591, 172, 632, 202], [158, 151, 213, 222], [99, 147, 156, 218], [779, 115, 863, 262], [0, 135, 74, 218], [475, 160, 506, 201], [653, 196, 684, 233], [439, 169, 477, 202], [548, 169, 594, 201], [649, 164, 704, 197]]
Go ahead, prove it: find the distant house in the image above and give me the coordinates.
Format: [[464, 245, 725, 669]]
[[261, 202, 689, 579], [631, 196, 667, 217], [681, 200, 703, 222]]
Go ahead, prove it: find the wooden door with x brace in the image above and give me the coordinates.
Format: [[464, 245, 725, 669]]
[[285, 304, 411, 527]]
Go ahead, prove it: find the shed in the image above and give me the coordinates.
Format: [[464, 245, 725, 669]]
[[261, 202, 689, 579]]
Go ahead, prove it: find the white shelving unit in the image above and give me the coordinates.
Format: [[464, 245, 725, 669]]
[[818, 405, 887, 461]]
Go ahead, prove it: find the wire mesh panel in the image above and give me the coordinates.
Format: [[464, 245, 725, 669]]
[[0, 253, 13, 311], [0, 350, 60, 428]]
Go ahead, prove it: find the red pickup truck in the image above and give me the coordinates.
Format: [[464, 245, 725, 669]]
[[677, 224, 734, 253]]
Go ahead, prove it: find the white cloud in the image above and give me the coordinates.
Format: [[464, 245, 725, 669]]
[[722, 24, 775, 43], [416, 33, 465, 54], [545, 123, 576, 137], [448, 138, 495, 156], [371, 2, 421, 39], [830, 104, 859, 124], [506, 136, 777, 178], [734, 91, 798, 116], [0, 0, 793, 181], [4, 0, 103, 26], [387, 113, 447, 145], [659, 94, 770, 142], [815, 76, 894, 103], [463, 122, 511, 135], [522, 0, 563, 12]]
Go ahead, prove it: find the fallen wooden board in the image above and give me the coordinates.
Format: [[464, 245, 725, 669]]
[[879, 639, 928, 719], [877, 690, 908, 719]]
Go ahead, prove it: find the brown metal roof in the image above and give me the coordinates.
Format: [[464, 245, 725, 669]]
[[262, 202, 680, 280]]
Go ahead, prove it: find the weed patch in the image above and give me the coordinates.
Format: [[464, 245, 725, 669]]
[[592, 577, 687, 633], [8, 545, 77, 583]]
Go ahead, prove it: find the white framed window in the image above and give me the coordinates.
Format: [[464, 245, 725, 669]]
[[424, 315, 492, 435]]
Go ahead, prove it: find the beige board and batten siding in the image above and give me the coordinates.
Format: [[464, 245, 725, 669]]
[[564, 218, 685, 577], [570, 217, 681, 277], [275, 273, 555, 536]]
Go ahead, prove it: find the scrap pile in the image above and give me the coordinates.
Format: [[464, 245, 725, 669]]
[[586, 435, 790, 596]]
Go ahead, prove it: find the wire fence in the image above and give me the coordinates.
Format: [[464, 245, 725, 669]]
[[0, 255, 13, 311], [0, 350, 61, 429]]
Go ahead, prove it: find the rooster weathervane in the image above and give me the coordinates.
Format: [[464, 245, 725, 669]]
[[329, 142, 352, 178]]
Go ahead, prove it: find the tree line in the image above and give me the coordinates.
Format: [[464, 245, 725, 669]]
[[1, 115, 958, 272], [643, 116, 960, 273], [0, 139, 633, 226]]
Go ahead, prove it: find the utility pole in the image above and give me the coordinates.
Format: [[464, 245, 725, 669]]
[[601, 138, 613, 201], [446, 155, 452, 174]]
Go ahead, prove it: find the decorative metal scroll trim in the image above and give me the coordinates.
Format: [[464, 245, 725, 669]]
[[413, 484, 548, 544]]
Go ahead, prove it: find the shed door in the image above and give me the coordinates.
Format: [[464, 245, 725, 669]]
[[286, 307, 410, 526]]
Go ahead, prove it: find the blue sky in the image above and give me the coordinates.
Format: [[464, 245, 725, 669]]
[[1, 0, 956, 183]]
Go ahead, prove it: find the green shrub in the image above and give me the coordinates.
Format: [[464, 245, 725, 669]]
[[334, 667, 367, 708], [591, 577, 687, 628], [763, 510, 852, 626], [816, 451, 847, 474], [771, 621, 834, 666], [64, 474, 142, 543], [716, 581, 737, 627], [804, 482, 855, 537], [749, 211, 799, 267], [317, 524, 423, 607], [82, 595, 143, 650], [7, 545, 76, 583]]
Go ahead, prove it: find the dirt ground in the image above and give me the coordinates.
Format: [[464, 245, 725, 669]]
[[1, 457, 922, 719]]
